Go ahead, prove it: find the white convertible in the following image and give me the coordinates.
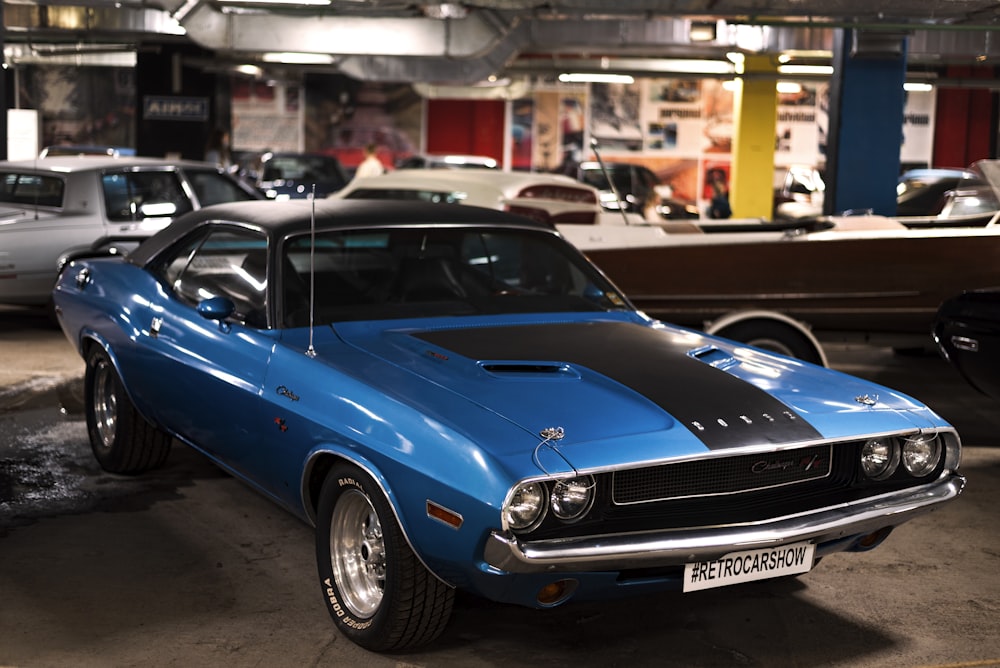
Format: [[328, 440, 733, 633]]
[[335, 167, 607, 226]]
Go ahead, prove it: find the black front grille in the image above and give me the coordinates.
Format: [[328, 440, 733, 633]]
[[520, 439, 944, 542], [612, 444, 832, 504]]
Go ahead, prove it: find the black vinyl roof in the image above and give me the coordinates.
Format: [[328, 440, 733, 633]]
[[127, 198, 557, 266]]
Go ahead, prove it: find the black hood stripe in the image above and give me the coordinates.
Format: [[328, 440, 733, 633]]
[[415, 321, 821, 450]]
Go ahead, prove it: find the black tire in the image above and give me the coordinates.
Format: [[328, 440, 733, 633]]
[[715, 319, 825, 366], [84, 348, 171, 474], [315, 463, 454, 651]]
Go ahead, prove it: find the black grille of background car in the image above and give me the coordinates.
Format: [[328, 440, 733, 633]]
[[521, 439, 946, 541], [612, 444, 832, 504]]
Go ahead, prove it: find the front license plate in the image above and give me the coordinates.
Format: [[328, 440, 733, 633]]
[[683, 542, 815, 592]]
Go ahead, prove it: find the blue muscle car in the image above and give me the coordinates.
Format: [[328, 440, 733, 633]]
[[52, 198, 965, 651]]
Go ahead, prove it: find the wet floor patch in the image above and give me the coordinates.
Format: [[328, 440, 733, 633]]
[[0, 380, 227, 535]]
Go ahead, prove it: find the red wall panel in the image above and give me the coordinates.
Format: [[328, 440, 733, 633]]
[[933, 66, 996, 167], [425, 99, 505, 166]]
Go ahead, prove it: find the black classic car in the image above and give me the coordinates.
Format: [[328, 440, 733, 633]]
[[934, 288, 1000, 399]]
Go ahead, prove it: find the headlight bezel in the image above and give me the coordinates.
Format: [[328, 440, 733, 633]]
[[860, 437, 901, 480], [901, 435, 943, 477], [502, 481, 548, 531], [550, 475, 596, 522], [502, 475, 597, 533]]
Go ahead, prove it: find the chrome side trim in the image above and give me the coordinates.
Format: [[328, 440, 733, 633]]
[[483, 474, 965, 574]]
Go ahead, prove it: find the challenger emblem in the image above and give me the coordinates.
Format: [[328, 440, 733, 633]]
[[276, 385, 300, 402], [855, 394, 879, 407]]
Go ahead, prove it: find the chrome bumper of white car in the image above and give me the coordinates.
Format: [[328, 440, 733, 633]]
[[483, 474, 965, 574]]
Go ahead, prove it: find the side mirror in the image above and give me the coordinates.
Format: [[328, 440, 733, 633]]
[[197, 296, 236, 322]]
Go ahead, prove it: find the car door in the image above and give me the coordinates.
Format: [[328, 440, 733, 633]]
[[127, 225, 279, 478]]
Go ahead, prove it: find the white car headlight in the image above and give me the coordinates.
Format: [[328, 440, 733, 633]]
[[901, 435, 942, 477], [503, 482, 547, 530], [861, 438, 900, 480], [550, 475, 595, 521]]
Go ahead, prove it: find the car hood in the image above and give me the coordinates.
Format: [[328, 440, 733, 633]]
[[329, 315, 940, 473]]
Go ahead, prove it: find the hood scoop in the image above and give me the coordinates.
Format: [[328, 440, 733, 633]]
[[689, 345, 739, 370], [479, 361, 580, 380]]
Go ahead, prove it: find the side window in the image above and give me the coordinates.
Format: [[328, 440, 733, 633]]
[[103, 171, 194, 221], [0, 172, 65, 207], [186, 169, 257, 206], [153, 228, 270, 328]]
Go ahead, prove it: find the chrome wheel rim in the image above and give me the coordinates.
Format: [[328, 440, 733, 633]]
[[92, 359, 118, 450], [329, 488, 386, 618]]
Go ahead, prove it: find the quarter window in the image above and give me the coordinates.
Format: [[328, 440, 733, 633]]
[[0, 172, 64, 207]]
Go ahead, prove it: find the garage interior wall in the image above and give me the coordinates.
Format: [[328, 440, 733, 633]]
[[933, 66, 999, 168], [136, 44, 223, 160], [425, 99, 505, 166]]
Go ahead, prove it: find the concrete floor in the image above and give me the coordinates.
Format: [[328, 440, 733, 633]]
[[2, 305, 999, 668]]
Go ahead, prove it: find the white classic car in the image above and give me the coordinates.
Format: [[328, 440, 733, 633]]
[[0, 156, 261, 307], [334, 167, 606, 225]]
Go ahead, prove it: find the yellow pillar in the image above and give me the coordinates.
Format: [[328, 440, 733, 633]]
[[730, 55, 778, 220]]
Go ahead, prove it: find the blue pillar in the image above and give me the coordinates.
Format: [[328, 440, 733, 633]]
[[825, 30, 908, 216]]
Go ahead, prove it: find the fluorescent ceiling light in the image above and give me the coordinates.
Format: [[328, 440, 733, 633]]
[[262, 52, 334, 65], [218, 0, 331, 4], [778, 64, 834, 75], [904, 82, 934, 92], [689, 21, 718, 42], [559, 73, 635, 84], [234, 64, 264, 77], [776, 81, 803, 94], [658, 59, 734, 74]]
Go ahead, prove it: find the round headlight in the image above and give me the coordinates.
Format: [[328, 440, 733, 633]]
[[503, 482, 547, 530], [550, 475, 595, 521], [902, 435, 942, 477], [861, 438, 899, 480]]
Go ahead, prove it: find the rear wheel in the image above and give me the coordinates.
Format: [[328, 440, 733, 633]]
[[85, 348, 171, 474], [315, 463, 454, 651]]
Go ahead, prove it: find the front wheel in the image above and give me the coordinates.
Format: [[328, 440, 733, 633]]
[[84, 347, 171, 474], [315, 463, 454, 651]]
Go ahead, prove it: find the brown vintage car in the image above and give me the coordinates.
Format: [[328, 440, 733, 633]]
[[557, 160, 1000, 365]]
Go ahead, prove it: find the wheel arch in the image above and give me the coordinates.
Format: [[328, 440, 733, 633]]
[[303, 447, 457, 589], [704, 309, 828, 367], [79, 333, 168, 433]]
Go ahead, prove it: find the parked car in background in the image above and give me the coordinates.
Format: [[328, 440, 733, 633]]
[[773, 164, 826, 221], [934, 287, 1000, 399], [53, 198, 963, 652], [896, 167, 983, 216], [39, 145, 136, 158], [897, 167, 999, 228], [395, 153, 498, 170], [0, 156, 262, 307], [257, 151, 349, 199], [577, 160, 699, 220], [774, 163, 1000, 227], [334, 167, 603, 225]]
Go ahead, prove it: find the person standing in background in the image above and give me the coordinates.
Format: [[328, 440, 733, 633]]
[[353, 143, 385, 180], [205, 129, 231, 168]]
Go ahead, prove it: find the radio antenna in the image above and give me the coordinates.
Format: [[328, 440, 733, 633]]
[[591, 138, 631, 226], [305, 184, 317, 358]]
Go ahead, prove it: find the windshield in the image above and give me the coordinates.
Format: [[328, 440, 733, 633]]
[[279, 226, 629, 327]]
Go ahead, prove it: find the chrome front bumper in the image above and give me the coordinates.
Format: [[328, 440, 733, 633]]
[[483, 474, 965, 574]]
